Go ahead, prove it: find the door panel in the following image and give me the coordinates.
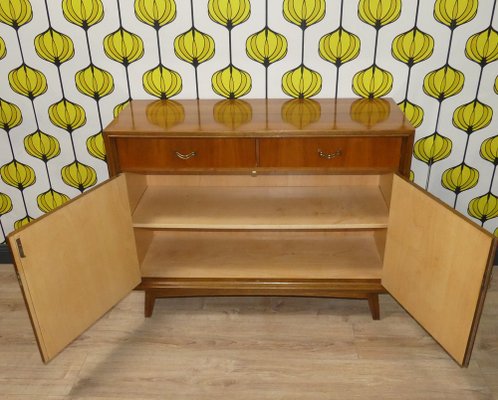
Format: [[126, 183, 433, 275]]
[[382, 174, 495, 366], [8, 175, 141, 363]]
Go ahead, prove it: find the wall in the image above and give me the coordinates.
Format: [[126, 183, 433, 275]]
[[0, 0, 497, 243]]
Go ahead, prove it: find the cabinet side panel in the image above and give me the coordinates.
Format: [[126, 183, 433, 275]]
[[382, 175, 494, 366], [378, 174, 393, 208], [8, 175, 141, 363], [125, 173, 147, 212]]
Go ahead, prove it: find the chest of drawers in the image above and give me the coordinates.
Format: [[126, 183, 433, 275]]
[[8, 98, 495, 367]]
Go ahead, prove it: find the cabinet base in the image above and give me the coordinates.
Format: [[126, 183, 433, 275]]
[[137, 278, 385, 320]]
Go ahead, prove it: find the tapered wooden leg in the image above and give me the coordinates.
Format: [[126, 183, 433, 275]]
[[367, 294, 380, 320], [144, 291, 156, 318]]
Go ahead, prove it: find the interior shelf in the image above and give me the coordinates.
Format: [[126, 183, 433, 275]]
[[139, 230, 383, 280], [132, 184, 389, 230]]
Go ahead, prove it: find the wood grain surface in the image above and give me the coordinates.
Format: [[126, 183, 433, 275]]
[[104, 98, 413, 137], [6, 176, 141, 363], [382, 175, 496, 366], [139, 231, 383, 280], [132, 184, 389, 230], [104, 99, 414, 176]]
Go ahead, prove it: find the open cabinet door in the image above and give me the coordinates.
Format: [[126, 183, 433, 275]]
[[382, 174, 496, 367], [7, 175, 141, 363]]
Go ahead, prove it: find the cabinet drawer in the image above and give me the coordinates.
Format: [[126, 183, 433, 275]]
[[258, 137, 403, 170], [112, 138, 257, 172]]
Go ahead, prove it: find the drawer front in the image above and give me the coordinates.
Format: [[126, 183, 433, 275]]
[[112, 138, 257, 172], [258, 137, 403, 171]]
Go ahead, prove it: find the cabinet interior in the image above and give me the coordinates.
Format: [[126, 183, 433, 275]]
[[126, 173, 393, 280]]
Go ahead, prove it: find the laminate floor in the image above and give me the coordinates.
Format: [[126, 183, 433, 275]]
[[0, 264, 497, 399]]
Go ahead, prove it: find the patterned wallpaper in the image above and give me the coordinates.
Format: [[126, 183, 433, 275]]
[[0, 0, 497, 243]]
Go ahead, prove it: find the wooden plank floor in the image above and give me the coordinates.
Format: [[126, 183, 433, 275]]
[[0, 264, 497, 399]]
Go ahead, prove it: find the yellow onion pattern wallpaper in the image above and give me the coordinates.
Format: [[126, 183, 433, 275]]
[[0, 0, 497, 242]]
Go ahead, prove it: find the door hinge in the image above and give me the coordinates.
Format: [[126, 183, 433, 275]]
[[16, 238, 26, 258], [16, 272, 23, 287]]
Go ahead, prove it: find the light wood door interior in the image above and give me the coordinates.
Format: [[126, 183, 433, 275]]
[[382, 174, 495, 367], [8, 175, 142, 363]]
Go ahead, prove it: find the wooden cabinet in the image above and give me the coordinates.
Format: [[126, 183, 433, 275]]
[[7, 98, 495, 367]]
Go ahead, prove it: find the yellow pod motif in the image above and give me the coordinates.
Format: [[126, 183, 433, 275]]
[[0, 99, 22, 131], [282, 65, 322, 99], [468, 193, 498, 224], [212, 65, 252, 99], [434, 0, 478, 29], [0, 0, 32, 29], [62, 0, 104, 29], [0, 192, 13, 216], [246, 27, 287, 67], [283, 0, 325, 28], [392, 28, 434, 66], [465, 28, 498, 66], [409, 170, 415, 182], [0, 36, 6, 60], [495, 76, 498, 94], [319, 27, 360, 66], [352, 65, 393, 99], [453, 100, 492, 134], [414, 132, 452, 165], [61, 161, 97, 192], [442, 163, 479, 194], [135, 0, 176, 28], [143, 65, 182, 99], [35, 28, 74, 66], [350, 98, 390, 126], [8, 64, 48, 99], [49, 99, 86, 132], [24, 130, 61, 162], [114, 100, 130, 118], [281, 99, 321, 129], [398, 99, 424, 128], [146, 100, 185, 130], [104, 28, 144, 66], [0, 160, 36, 190], [174, 28, 215, 66], [14, 216, 33, 230], [213, 99, 252, 129], [208, 0, 250, 29], [86, 132, 106, 161], [37, 189, 70, 213], [75, 65, 114, 100], [423, 65, 464, 101], [358, 0, 401, 29], [480, 135, 498, 165]]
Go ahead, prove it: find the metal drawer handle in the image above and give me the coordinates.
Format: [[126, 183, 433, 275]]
[[174, 150, 197, 160], [317, 148, 342, 160]]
